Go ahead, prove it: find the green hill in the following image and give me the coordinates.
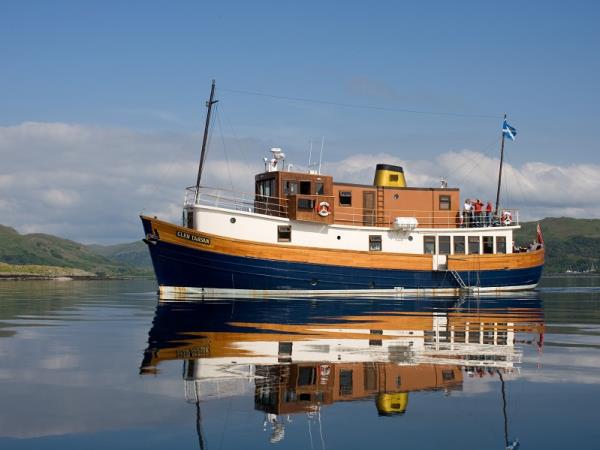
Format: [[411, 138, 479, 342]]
[[515, 217, 600, 274], [87, 241, 152, 268], [0, 225, 151, 277]]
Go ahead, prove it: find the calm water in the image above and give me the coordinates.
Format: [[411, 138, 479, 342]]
[[1, 279, 600, 449]]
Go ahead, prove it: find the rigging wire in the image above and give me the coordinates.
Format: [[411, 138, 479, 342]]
[[307, 414, 314, 450], [220, 87, 504, 119], [219, 103, 255, 177], [215, 106, 235, 190], [452, 135, 503, 191], [502, 151, 528, 214], [318, 410, 325, 450]]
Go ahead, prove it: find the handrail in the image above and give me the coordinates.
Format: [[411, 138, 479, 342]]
[[185, 186, 520, 228], [332, 208, 519, 228]]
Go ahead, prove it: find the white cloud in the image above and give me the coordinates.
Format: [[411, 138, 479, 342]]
[[1, 121, 598, 244], [0, 122, 266, 243], [42, 189, 80, 207]]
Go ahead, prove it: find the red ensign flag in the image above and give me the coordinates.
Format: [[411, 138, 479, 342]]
[[537, 223, 544, 245]]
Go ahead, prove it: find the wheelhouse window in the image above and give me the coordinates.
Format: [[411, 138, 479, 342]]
[[439, 195, 451, 210], [483, 236, 494, 254], [257, 178, 276, 197], [453, 236, 465, 254], [424, 236, 436, 254], [315, 182, 324, 195], [496, 236, 507, 254], [300, 181, 311, 195], [468, 236, 480, 254], [277, 225, 291, 242], [297, 198, 315, 210], [339, 191, 352, 206], [369, 235, 382, 251], [439, 236, 451, 255], [283, 180, 298, 195]]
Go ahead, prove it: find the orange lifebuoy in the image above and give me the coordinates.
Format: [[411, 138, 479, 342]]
[[317, 201, 330, 217]]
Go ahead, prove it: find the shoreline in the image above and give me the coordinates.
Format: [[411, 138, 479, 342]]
[[0, 274, 153, 281]]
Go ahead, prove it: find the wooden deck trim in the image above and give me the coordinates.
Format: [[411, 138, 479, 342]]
[[143, 216, 544, 272], [447, 249, 544, 271]]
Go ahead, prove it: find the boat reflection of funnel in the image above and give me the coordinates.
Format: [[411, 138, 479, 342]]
[[376, 392, 409, 416]]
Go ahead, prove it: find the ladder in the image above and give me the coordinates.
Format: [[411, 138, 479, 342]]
[[376, 186, 385, 226], [449, 270, 469, 290]]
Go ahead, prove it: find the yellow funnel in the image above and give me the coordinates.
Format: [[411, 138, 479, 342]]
[[373, 164, 406, 187]]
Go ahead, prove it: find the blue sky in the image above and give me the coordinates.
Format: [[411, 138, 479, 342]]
[[1, 1, 599, 242]]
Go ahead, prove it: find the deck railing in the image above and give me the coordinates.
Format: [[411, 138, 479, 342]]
[[185, 186, 519, 228], [185, 186, 289, 216], [332, 209, 520, 229]]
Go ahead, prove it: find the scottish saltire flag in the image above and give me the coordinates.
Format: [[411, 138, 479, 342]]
[[503, 119, 517, 141]]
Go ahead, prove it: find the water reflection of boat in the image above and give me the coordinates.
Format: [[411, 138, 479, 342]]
[[140, 297, 544, 446]]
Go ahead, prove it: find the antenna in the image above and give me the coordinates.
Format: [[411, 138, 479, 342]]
[[308, 140, 313, 171], [318, 136, 325, 175]]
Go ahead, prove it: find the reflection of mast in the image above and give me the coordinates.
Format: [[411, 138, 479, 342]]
[[195, 401, 206, 450], [498, 370, 519, 450]]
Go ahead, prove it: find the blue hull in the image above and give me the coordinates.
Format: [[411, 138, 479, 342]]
[[142, 230, 543, 292]]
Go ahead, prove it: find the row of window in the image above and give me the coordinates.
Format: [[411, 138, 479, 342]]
[[258, 179, 327, 197], [256, 178, 276, 197], [337, 191, 451, 209], [282, 180, 325, 196], [278, 225, 383, 249], [423, 235, 506, 255], [277, 226, 506, 255]]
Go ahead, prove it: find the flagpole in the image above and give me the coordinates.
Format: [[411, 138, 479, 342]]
[[494, 114, 507, 216]]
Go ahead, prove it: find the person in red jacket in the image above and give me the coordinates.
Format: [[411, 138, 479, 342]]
[[473, 199, 483, 227], [486, 201, 493, 227]]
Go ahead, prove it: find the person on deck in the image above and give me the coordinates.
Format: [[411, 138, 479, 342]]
[[474, 199, 483, 227], [485, 201, 493, 227], [463, 199, 472, 228]]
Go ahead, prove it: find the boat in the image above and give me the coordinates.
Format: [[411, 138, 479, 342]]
[[141, 81, 544, 299]]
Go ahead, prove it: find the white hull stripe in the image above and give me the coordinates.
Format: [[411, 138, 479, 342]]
[[158, 284, 539, 301]]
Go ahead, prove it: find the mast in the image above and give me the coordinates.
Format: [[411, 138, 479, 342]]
[[194, 80, 218, 202], [494, 114, 507, 216]]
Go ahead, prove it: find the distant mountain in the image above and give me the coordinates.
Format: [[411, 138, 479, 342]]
[[515, 217, 600, 274], [0, 225, 151, 277], [87, 241, 151, 268]]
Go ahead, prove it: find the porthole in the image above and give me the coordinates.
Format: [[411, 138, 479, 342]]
[[337, 235, 341, 240], [230, 217, 236, 224], [394, 194, 399, 200], [408, 236, 413, 241]]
